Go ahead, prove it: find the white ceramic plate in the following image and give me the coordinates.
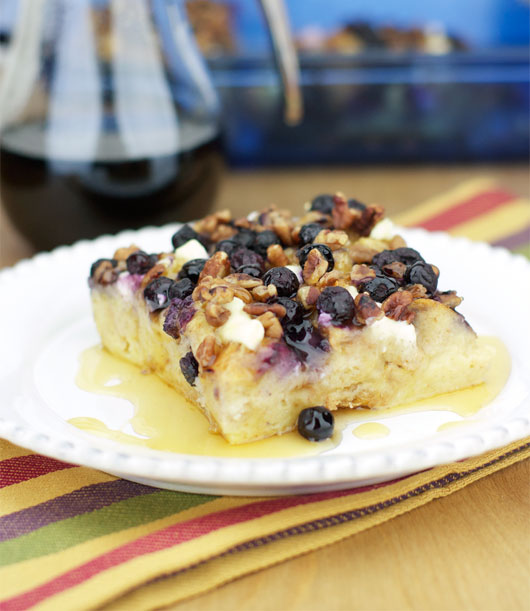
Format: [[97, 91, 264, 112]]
[[0, 226, 529, 496]]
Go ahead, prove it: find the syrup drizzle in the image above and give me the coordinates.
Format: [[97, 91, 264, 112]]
[[71, 336, 510, 457]]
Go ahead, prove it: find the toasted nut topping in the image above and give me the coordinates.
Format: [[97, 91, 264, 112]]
[[407, 284, 428, 299], [267, 244, 289, 267], [303, 248, 328, 285], [211, 224, 236, 243], [244, 302, 287, 318], [350, 242, 379, 264], [314, 229, 349, 251], [140, 264, 166, 289], [113, 244, 141, 261], [332, 194, 358, 230], [435, 290, 463, 309], [389, 234, 407, 249], [257, 311, 283, 339], [225, 273, 263, 289], [355, 293, 383, 324], [252, 284, 278, 302], [196, 336, 220, 368], [204, 302, 230, 327], [193, 283, 234, 304], [297, 285, 320, 308], [194, 209, 231, 235], [382, 291, 415, 322], [317, 270, 349, 288], [431, 264, 440, 278], [353, 205, 385, 236], [231, 286, 253, 304], [272, 221, 293, 246], [381, 261, 407, 281], [350, 264, 376, 286], [93, 260, 118, 285], [199, 251, 231, 282]]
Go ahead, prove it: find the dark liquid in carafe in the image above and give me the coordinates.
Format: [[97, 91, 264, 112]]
[[0, 124, 223, 251]]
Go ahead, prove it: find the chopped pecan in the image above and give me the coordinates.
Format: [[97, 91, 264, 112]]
[[407, 284, 428, 300], [381, 290, 415, 322], [431, 264, 440, 278], [272, 220, 293, 246], [193, 283, 234, 304], [199, 251, 230, 282], [231, 286, 253, 304], [267, 243, 289, 267], [194, 209, 231, 235], [297, 285, 320, 308], [317, 270, 349, 288], [113, 244, 141, 261], [140, 263, 165, 289], [314, 229, 349, 251], [389, 235, 407, 249], [196, 336, 220, 368], [331, 193, 358, 230], [302, 248, 328, 285], [92, 260, 118, 285], [381, 261, 407, 281], [210, 224, 236, 243], [350, 242, 379, 264], [350, 264, 376, 287], [244, 302, 287, 318], [355, 293, 383, 324], [204, 302, 230, 327], [352, 205, 385, 237], [252, 284, 278, 302], [225, 273, 263, 290], [434, 290, 463, 309], [257, 312, 283, 339]]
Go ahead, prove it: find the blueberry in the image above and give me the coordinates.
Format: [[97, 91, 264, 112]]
[[297, 243, 335, 272], [283, 319, 330, 362], [372, 247, 424, 268], [164, 295, 196, 338], [171, 225, 200, 250], [215, 239, 239, 257], [317, 286, 355, 326], [253, 230, 280, 257], [179, 351, 199, 386], [262, 267, 300, 298], [126, 250, 158, 275], [89, 258, 117, 278], [230, 247, 265, 272], [236, 264, 262, 278], [405, 261, 438, 295], [299, 223, 322, 245], [143, 276, 174, 311], [360, 276, 399, 302], [168, 277, 194, 301], [348, 198, 366, 211], [275, 297, 304, 325], [177, 259, 207, 284], [310, 194, 334, 214], [297, 406, 334, 441], [232, 228, 256, 249]]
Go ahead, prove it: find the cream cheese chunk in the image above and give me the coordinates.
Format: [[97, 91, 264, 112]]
[[217, 297, 265, 351], [174, 239, 208, 263], [370, 218, 396, 241], [366, 316, 416, 353]]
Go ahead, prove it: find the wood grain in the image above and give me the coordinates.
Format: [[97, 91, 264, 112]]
[[2, 164, 529, 610]]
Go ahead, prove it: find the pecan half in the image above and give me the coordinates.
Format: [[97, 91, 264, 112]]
[[231, 286, 253, 304], [193, 283, 234, 304], [225, 273, 263, 290], [381, 290, 415, 322], [194, 209, 231, 235], [355, 293, 383, 324], [92, 260, 118, 285], [331, 194, 358, 230], [314, 229, 349, 251], [204, 302, 230, 327], [297, 285, 320, 308], [350, 264, 376, 287], [407, 284, 428, 300], [302, 248, 328, 285], [257, 311, 283, 339], [434, 290, 463, 309], [196, 336, 220, 368], [210, 224, 236, 243], [244, 302, 287, 318], [252, 284, 278, 302], [381, 261, 407, 281], [267, 244, 289, 267], [352, 205, 385, 237], [317, 270, 349, 288], [113, 244, 141, 262], [389, 235, 407, 249], [199, 251, 230, 282], [350, 242, 379, 264]]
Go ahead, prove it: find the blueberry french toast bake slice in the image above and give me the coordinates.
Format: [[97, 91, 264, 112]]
[[89, 193, 493, 444]]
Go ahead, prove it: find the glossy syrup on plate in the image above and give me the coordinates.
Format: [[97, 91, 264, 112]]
[[71, 336, 510, 457]]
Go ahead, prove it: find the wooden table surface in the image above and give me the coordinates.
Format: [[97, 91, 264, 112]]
[[1, 164, 529, 610]]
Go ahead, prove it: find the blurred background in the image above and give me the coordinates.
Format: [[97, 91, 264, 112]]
[[0, 0, 528, 256]]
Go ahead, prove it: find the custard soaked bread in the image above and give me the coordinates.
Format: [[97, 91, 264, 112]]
[[89, 193, 493, 444]]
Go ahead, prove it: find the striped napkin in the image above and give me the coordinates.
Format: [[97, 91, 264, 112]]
[[1, 179, 529, 611]]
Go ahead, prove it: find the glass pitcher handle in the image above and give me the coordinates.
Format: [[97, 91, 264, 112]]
[[259, 0, 303, 125]]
